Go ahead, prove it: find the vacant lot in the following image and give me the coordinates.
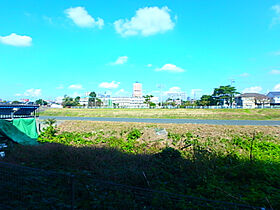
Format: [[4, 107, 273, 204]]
[[41, 108, 280, 120], [58, 120, 280, 140]]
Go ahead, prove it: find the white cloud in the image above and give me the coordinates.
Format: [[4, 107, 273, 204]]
[[115, 88, 127, 96], [112, 56, 128, 65], [155, 64, 185, 72], [146, 64, 153, 67], [24, 89, 42, 97], [274, 83, 280, 91], [15, 93, 22, 97], [0, 33, 32, 47], [99, 81, 120, 89], [68, 84, 83, 90], [239, 73, 250, 77], [114, 6, 175, 37], [164, 87, 183, 95], [271, 4, 280, 26], [65, 7, 104, 28], [270, 69, 280, 75], [242, 86, 262, 93]]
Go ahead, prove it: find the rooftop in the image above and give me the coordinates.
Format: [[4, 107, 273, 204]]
[[237, 93, 269, 99], [267, 92, 280, 97]]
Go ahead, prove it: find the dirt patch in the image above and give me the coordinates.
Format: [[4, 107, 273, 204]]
[[57, 120, 280, 143]]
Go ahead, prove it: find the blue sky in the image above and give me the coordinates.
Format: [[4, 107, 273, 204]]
[[1, 0, 280, 101]]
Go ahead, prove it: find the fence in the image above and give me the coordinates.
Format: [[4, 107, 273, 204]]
[[0, 105, 39, 119], [69, 105, 280, 109], [0, 161, 266, 209]]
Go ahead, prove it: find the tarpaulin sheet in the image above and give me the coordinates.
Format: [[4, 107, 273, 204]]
[[0, 119, 38, 145]]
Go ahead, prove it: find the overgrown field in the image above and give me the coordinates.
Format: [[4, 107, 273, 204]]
[[40, 108, 280, 120], [3, 120, 280, 208]]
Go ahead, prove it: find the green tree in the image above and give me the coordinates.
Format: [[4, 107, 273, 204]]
[[143, 95, 155, 108], [35, 99, 48, 106], [199, 95, 217, 106], [62, 95, 79, 107], [212, 85, 239, 106], [74, 96, 81, 103], [95, 98, 103, 107], [89, 91, 96, 107]]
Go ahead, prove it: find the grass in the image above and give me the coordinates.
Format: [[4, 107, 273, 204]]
[[40, 108, 280, 120], [3, 120, 280, 208]]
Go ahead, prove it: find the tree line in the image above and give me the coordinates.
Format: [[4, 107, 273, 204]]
[[34, 85, 239, 108]]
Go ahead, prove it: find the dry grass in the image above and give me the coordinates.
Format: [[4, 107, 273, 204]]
[[41, 108, 280, 120], [57, 120, 280, 145]]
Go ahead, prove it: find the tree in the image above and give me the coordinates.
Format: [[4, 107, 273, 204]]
[[95, 98, 103, 107], [11, 101, 21, 104], [89, 91, 96, 107], [212, 85, 239, 106], [143, 95, 155, 108], [74, 96, 80, 103], [35, 99, 48, 106], [62, 95, 79, 107], [113, 103, 119, 108], [198, 95, 217, 106]]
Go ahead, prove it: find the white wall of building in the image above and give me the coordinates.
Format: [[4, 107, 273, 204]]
[[133, 83, 142, 98]]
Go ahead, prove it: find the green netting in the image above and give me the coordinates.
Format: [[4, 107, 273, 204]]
[[12, 118, 38, 140], [0, 119, 38, 145]]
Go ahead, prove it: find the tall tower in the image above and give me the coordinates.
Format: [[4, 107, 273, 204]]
[[133, 82, 142, 97]]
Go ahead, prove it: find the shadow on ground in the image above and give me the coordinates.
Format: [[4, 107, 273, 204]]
[[2, 143, 279, 209]]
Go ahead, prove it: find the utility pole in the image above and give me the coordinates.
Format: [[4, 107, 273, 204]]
[[157, 84, 165, 107], [230, 79, 236, 108]]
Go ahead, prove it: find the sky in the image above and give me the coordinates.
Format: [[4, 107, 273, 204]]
[[1, 0, 280, 101]]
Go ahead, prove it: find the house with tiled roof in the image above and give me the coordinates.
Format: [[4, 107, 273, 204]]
[[235, 93, 270, 108], [267, 92, 280, 105]]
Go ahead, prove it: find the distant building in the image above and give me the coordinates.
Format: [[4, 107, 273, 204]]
[[100, 96, 159, 108], [20, 99, 30, 103], [167, 92, 186, 101], [50, 104, 63, 108], [97, 92, 111, 98], [133, 82, 142, 98], [79, 97, 89, 106], [235, 93, 270, 108], [267, 92, 280, 105]]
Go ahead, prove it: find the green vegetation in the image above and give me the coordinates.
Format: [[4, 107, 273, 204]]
[[212, 85, 240, 106], [41, 107, 280, 120], [143, 95, 156, 108], [165, 85, 239, 107], [3, 120, 280, 208], [35, 99, 47, 106], [61, 95, 81, 107]]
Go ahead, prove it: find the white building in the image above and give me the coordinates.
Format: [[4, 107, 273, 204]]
[[133, 82, 142, 98], [100, 96, 159, 108], [79, 97, 89, 106], [267, 92, 280, 104], [235, 93, 270, 108]]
